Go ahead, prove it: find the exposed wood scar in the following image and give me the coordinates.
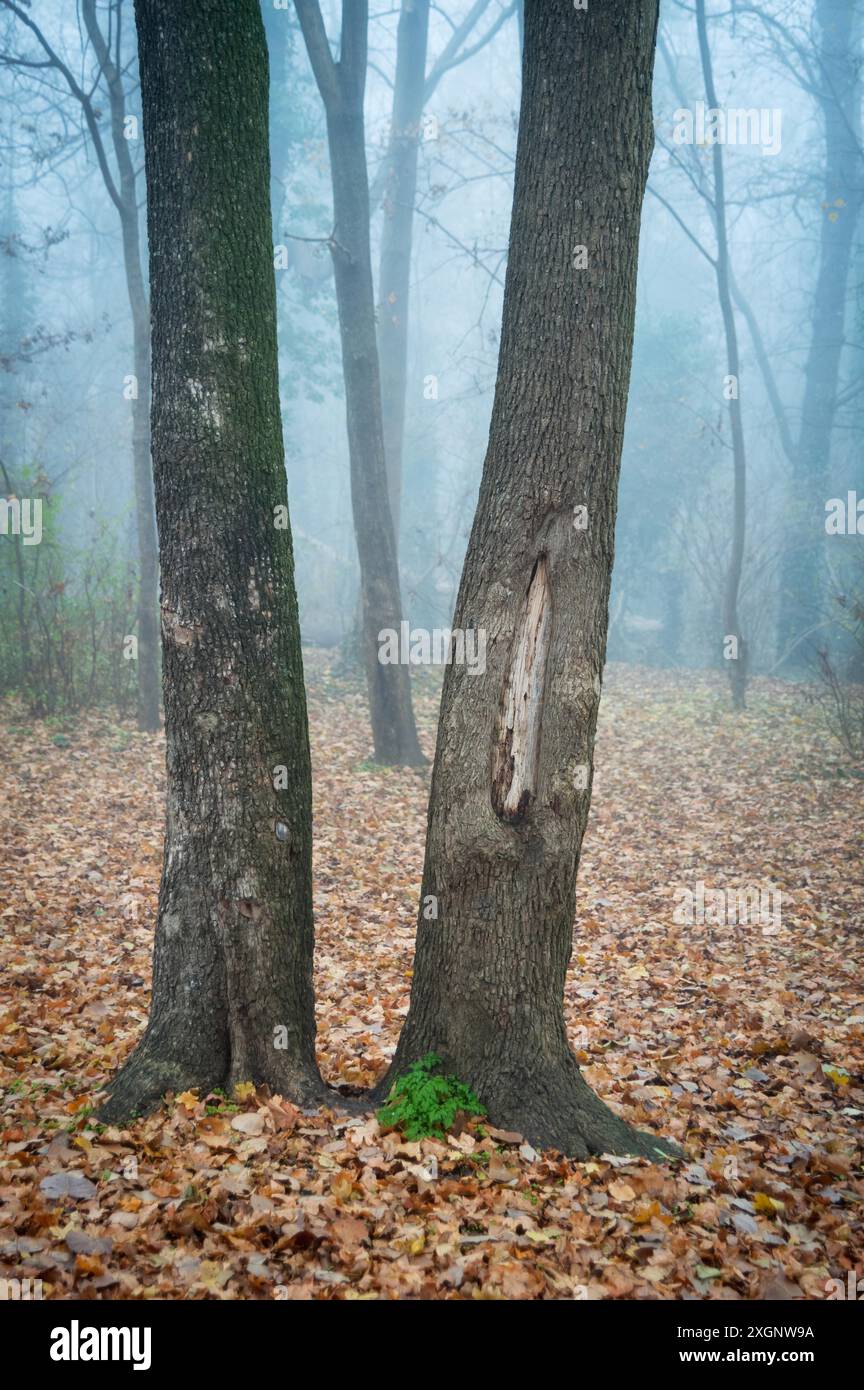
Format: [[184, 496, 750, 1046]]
[[491, 555, 551, 822]]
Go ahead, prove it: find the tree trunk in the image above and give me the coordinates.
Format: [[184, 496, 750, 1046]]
[[377, 0, 677, 1161], [376, 0, 430, 539], [295, 0, 424, 766], [82, 0, 160, 733], [695, 0, 748, 710], [101, 0, 322, 1121], [776, 0, 864, 666]]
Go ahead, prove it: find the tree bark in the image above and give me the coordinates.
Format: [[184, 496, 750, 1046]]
[[294, 0, 424, 767], [695, 0, 748, 710], [377, 0, 678, 1161], [776, 0, 864, 665], [101, 0, 322, 1121], [376, 0, 430, 539]]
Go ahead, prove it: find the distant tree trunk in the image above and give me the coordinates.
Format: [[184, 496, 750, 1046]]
[[377, 0, 677, 1160], [101, 0, 321, 1121], [776, 0, 864, 665], [695, 0, 748, 710], [0, 144, 29, 470], [0, 0, 160, 728], [0, 458, 33, 698], [82, 0, 159, 732], [374, 0, 516, 542], [377, 0, 430, 539], [295, 0, 424, 766]]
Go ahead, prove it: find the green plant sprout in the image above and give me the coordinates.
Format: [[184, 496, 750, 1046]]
[[377, 1053, 485, 1141]]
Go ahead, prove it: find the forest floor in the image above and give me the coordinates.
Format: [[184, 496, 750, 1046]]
[[1, 658, 862, 1301]]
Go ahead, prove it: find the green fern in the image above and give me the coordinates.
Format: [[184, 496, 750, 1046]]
[[377, 1053, 485, 1141]]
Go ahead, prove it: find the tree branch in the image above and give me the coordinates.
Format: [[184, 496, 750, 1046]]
[[0, 0, 124, 213], [293, 0, 341, 110], [424, 0, 492, 99], [646, 183, 716, 267]]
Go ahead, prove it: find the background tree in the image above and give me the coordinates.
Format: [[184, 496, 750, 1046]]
[[652, 1, 864, 680], [375, 0, 515, 539], [695, 0, 749, 709], [753, 0, 864, 665], [0, 0, 160, 731], [102, 0, 321, 1120], [294, 0, 424, 767], [377, 0, 678, 1160]]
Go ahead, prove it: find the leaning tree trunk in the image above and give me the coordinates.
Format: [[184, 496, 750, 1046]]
[[101, 0, 322, 1121], [377, 0, 430, 539], [82, 0, 160, 733], [696, 0, 748, 710], [295, 0, 424, 767], [376, 0, 677, 1161]]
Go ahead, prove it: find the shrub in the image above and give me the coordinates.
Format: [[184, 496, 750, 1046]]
[[0, 467, 138, 716], [376, 1053, 485, 1141]]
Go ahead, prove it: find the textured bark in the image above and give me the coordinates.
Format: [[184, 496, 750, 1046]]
[[295, 0, 424, 766], [376, 0, 430, 538], [101, 0, 321, 1121], [776, 0, 864, 665], [376, 0, 677, 1161], [695, 0, 748, 710]]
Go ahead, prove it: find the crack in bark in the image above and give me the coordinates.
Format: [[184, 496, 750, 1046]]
[[491, 556, 551, 823]]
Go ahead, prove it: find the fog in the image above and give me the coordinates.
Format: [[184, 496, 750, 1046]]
[[1, 1, 858, 703]]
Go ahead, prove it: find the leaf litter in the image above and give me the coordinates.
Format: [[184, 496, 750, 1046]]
[[1, 658, 861, 1300]]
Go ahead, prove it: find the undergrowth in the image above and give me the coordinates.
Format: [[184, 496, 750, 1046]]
[[377, 1053, 485, 1141]]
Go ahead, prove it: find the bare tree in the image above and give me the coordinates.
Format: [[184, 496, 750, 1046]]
[[375, 0, 517, 539], [655, 1, 864, 675], [0, 0, 160, 730], [695, 0, 749, 709], [294, 0, 424, 766]]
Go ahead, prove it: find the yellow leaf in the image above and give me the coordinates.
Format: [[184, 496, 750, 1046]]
[[633, 1200, 662, 1224], [822, 1065, 850, 1087], [233, 1081, 257, 1102], [330, 1173, 355, 1201], [176, 1090, 199, 1109], [754, 1191, 784, 1215]]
